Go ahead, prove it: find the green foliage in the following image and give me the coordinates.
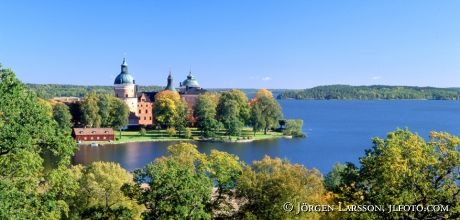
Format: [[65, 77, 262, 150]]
[[139, 128, 146, 136], [278, 85, 460, 100], [81, 91, 101, 128], [331, 129, 460, 219], [236, 156, 328, 220], [208, 150, 244, 217], [283, 119, 306, 137], [0, 65, 76, 219], [80, 92, 129, 129], [166, 127, 177, 137], [69, 162, 145, 219], [26, 83, 163, 99], [250, 94, 282, 135], [184, 127, 193, 139], [217, 90, 250, 136], [194, 93, 220, 138], [127, 143, 212, 219], [52, 102, 73, 133]]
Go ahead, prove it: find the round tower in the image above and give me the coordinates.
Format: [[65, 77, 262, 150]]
[[114, 58, 138, 113]]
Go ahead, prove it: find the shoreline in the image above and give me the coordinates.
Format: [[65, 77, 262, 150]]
[[77, 134, 292, 146]]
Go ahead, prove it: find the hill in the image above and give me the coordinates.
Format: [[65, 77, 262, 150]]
[[277, 85, 460, 100]]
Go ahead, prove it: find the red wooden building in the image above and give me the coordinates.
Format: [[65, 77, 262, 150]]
[[72, 128, 115, 142]]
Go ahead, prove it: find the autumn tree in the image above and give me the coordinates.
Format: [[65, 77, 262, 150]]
[[194, 93, 221, 138], [217, 90, 250, 136], [236, 156, 329, 219], [250, 90, 282, 134], [153, 90, 182, 129], [66, 162, 145, 219]]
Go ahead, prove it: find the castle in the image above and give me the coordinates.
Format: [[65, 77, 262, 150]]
[[113, 58, 206, 126]]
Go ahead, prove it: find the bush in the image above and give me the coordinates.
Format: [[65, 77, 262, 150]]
[[139, 128, 147, 136], [184, 127, 192, 139], [166, 127, 177, 137]]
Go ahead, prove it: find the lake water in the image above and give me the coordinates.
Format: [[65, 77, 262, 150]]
[[73, 100, 460, 174]]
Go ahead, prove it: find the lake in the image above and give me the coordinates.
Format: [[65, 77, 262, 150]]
[[73, 100, 460, 174]]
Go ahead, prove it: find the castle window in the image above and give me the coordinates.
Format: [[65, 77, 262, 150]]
[[144, 117, 146, 120], [139, 110, 141, 114], [149, 117, 152, 120], [145, 110, 148, 113], [125, 94, 128, 97]]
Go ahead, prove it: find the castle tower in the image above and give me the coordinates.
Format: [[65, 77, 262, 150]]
[[113, 58, 138, 113], [164, 71, 177, 92]]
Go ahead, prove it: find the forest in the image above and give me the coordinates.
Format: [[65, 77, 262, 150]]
[[277, 85, 460, 100], [26, 84, 164, 99]]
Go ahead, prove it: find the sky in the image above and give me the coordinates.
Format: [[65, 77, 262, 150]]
[[1, 1, 459, 89]]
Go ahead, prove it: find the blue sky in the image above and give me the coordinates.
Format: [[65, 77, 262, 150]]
[[1, 1, 459, 89]]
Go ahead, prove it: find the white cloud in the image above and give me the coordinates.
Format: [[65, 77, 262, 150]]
[[371, 76, 382, 80], [262, 76, 271, 81]]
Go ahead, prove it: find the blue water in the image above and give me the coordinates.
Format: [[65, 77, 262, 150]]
[[73, 100, 460, 174]]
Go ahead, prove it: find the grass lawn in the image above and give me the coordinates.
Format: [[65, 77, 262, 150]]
[[78, 127, 285, 145]]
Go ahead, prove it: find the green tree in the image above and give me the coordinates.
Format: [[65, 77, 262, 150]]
[[283, 119, 306, 137], [175, 99, 189, 137], [334, 129, 460, 219], [217, 90, 249, 136], [109, 96, 129, 131], [0, 65, 76, 219], [236, 156, 329, 220], [81, 91, 101, 128], [53, 102, 73, 133], [250, 94, 282, 135], [194, 93, 220, 138], [125, 143, 212, 219], [208, 150, 244, 217], [98, 93, 112, 127]]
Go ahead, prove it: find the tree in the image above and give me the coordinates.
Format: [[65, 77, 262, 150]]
[[194, 93, 220, 138], [283, 119, 306, 137], [0, 65, 76, 219], [175, 99, 189, 137], [217, 90, 250, 136], [208, 150, 244, 217], [52, 102, 73, 133], [333, 129, 460, 219], [250, 94, 282, 135], [81, 91, 101, 128], [109, 96, 129, 131], [98, 93, 112, 127], [153, 90, 181, 129], [69, 162, 145, 219], [125, 143, 212, 219], [236, 156, 329, 220]]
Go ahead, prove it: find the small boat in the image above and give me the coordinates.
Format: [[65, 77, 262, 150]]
[[90, 143, 99, 147]]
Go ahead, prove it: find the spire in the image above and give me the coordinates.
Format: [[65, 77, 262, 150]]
[[165, 71, 176, 92], [121, 58, 128, 73]]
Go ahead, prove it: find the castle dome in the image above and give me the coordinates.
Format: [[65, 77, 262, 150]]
[[181, 72, 200, 88], [114, 58, 135, 85]]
